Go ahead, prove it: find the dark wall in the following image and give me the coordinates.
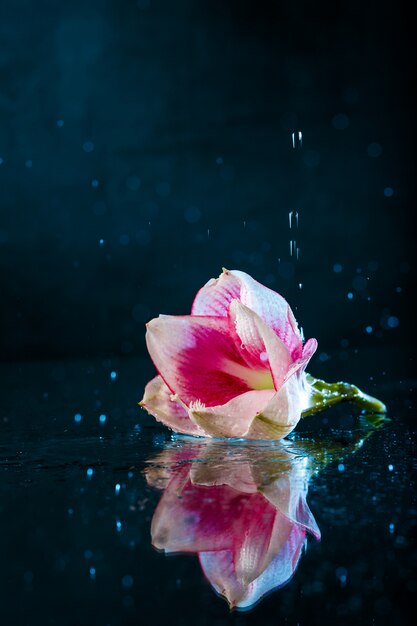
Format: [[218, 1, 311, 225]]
[[0, 0, 414, 361]]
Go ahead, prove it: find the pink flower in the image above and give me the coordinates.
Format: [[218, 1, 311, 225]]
[[140, 269, 317, 439], [146, 440, 320, 609]]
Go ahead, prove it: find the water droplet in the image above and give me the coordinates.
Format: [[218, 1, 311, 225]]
[[384, 187, 394, 197], [115, 483, 121, 495], [259, 351, 268, 362], [86, 468, 94, 478], [387, 316, 399, 328], [388, 464, 394, 471], [99, 414, 107, 424], [299, 283, 303, 289], [74, 413, 82, 423], [83, 141, 94, 153], [347, 292, 353, 300], [389, 523, 395, 533], [122, 575, 134, 589], [332, 113, 350, 130], [89, 567, 96, 579], [91, 179, 99, 188], [333, 263, 343, 273], [367, 142, 382, 158], [338, 463, 345, 472], [292, 130, 303, 149], [116, 520, 122, 532], [207, 229, 210, 239], [110, 371, 117, 380], [99, 239, 104, 246], [365, 326, 373, 334]]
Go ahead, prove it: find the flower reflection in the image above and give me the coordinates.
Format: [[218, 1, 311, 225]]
[[145, 439, 326, 609], [145, 417, 387, 610]]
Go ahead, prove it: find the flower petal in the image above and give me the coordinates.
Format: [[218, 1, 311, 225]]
[[139, 375, 205, 437], [146, 314, 274, 408], [229, 300, 292, 391], [199, 522, 306, 609], [243, 373, 306, 440], [189, 389, 276, 438], [192, 269, 303, 358]]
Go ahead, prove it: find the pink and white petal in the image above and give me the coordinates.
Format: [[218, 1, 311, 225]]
[[146, 315, 259, 407], [234, 524, 307, 609], [283, 337, 318, 383], [199, 522, 306, 609], [243, 373, 306, 440], [261, 474, 321, 540], [140, 375, 205, 436], [192, 269, 303, 358], [229, 300, 292, 391], [191, 271, 241, 317], [152, 479, 267, 553], [189, 389, 276, 438]]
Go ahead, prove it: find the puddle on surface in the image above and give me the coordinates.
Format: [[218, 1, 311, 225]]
[[0, 357, 415, 625]]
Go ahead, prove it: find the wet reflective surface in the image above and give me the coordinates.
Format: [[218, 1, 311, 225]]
[[1, 354, 415, 625]]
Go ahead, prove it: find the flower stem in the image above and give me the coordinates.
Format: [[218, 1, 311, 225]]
[[302, 374, 387, 418]]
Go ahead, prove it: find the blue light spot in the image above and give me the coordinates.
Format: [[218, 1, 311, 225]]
[[332, 113, 350, 130], [89, 567, 96, 578], [56, 119, 64, 127], [116, 520, 122, 532], [83, 141, 94, 153], [127, 471, 133, 479], [126, 175, 141, 191], [122, 575, 134, 589], [91, 179, 99, 188], [388, 464, 394, 471], [115, 483, 121, 495], [333, 263, 343, 273], [365, 326, 373, 334], [86, 468, 94, 478], [184, 206, 201, 224], [347, 292, 353, 300], [338, 463, 345, 472], [25, 160, 33, 168], [389, 523, 395, 533], [384, 187, 394, 197], [99, 414, 107, 424], [367, 142, 382, 158], [110, 371, 117, 380], [387, 316, 399, 328], [99, 239, 104, 246], [74, 413, 82, 423]]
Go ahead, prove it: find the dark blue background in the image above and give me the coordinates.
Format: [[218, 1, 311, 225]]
[[0, 0, 414, 364]]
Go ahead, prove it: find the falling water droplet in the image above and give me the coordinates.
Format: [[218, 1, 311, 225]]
[[296, 247, 300, 260], [289, 211, 293, 228], [243, 221, 246, 228], [299, 283, 303, 289], [291, 130, 303, 149], [207, 229, 210, 239]]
